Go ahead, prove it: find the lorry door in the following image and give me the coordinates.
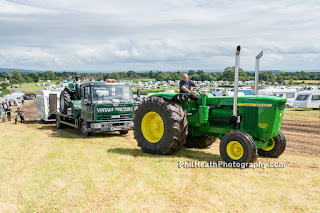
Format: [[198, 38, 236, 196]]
[[49, 94, 57, 114], [81, 86, 93, 121]]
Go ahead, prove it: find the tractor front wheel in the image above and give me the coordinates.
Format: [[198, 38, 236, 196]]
[[185, 136, 217, 148], [134, 96, 188, 155], [220, 131, 257, 163], [258, 131, 286, 158]]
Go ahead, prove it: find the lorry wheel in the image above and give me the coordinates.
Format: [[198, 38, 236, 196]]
[[60, 90, 71, 114], [119, 130, 129, 135], [220, 131, 257, 163], [134, 96, 188, 155], [258, 131, 286, 158], [56, 116, 63, 129], [184, 136, 217, 148], [81, 121, 91, 137]]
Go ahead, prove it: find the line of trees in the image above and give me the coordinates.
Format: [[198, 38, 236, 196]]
[[1, 68, 320, 86]]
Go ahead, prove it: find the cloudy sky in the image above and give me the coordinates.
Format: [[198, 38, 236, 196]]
[[0, 0, 319, 72]]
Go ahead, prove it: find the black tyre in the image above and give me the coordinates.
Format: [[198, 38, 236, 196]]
[[220, 131, 257, 163], [134, 96, 188, 155], [56, 116, 63, 129], [185, 136, 217, 148], [60, 90, 71, 114], [81, 121, 91, 137], [119, 130, 129, 135], [258, 131, 286, 158]]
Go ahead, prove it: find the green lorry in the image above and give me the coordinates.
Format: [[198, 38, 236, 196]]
[[134, 46, 287, 163], [52, 79, 135, 136]]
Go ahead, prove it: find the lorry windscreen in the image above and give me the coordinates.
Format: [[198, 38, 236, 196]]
[[92, 85, 132, 103]]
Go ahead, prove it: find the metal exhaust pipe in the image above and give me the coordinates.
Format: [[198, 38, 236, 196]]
[[233, 45, 241, 118], [254, 51, 263, 95]]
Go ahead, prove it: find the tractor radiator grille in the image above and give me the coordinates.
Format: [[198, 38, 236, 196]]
[[242, 107, 258, 131]]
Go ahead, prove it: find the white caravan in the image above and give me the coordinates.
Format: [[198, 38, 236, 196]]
[[293, 90, 320, 109], [258, 88, 297, 107], [37, 90, 61, 122]]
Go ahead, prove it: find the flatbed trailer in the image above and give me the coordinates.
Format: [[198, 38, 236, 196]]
[[51, 111, 134, 134]]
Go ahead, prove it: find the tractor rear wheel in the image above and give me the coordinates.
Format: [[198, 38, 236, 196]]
[[258, 131, 286, 158], [60, 90, 71, 114], [134, 96, 188, 155], [185, 136, 217, 148], [220, 131, 257, 163]]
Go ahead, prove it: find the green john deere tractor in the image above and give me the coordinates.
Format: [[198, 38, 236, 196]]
[[134, 46, 286, 163]]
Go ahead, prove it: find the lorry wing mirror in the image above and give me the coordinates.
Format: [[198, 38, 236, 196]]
[[80, 88, 84, 98]]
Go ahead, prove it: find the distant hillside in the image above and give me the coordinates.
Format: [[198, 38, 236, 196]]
[[0, 68, 43, 73], [0, 67, 319, 73]]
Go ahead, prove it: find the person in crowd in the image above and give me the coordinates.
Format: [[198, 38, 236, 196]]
[[7, 107, 12, 122], [2, 112, 6, 122], [19, 109, 25, 123]]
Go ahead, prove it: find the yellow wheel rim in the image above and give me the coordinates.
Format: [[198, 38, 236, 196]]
[[262, 137, 275, 151], [226, 141, 244, 160], [141, 111, 164, 143]]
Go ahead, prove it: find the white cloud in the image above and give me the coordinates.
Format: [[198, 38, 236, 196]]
[[0, 0, 319, 71]]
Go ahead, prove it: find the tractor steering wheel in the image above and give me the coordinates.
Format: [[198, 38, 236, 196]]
[[191, 85, 203, 96]]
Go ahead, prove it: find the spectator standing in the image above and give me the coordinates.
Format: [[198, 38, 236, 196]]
[[7, 107, 12, 122], [22, 99, 25, 106], [2, 112, 6, 122], [20, 109, 25, 123]]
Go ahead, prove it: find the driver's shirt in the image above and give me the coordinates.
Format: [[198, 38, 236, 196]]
[[179, 79, 196, 93]]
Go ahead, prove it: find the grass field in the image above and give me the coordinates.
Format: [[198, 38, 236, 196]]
[[0, 101, 319, 212], [7, 81, 58, 92]]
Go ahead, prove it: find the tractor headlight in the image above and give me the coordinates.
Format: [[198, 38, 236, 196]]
[[91, 123, 102, 129]]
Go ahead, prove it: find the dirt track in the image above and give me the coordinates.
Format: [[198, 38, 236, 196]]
[[21, 101, 320, 156]]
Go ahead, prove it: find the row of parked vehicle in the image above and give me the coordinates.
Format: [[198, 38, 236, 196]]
[[208, 86, 320, 109]]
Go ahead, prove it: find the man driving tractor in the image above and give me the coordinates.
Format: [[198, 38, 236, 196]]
[[179, 73, 199, 100]]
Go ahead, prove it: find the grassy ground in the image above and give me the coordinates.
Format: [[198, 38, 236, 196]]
[[0, 101, 319, 212], [7, 81, 58, 92]]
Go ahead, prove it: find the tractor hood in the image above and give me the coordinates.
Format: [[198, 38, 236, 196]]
[[205, 95, 287, 107]]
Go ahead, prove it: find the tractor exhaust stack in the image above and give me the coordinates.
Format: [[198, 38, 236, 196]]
[[254, 51, 263, 95], [233, 45, 241, 119]]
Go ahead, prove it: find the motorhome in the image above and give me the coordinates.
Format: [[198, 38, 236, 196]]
[[293, 90, 320, 109]]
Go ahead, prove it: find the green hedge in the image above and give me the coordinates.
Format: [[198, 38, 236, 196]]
[[0, 89, 11, 97]]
